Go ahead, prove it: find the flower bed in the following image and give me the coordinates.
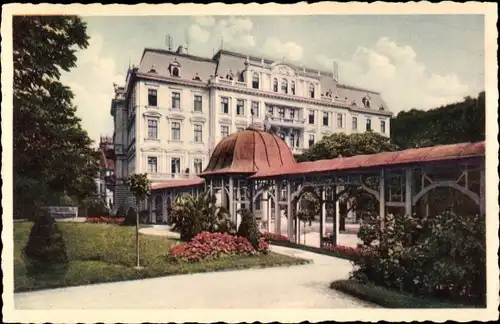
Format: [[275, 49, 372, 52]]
[[85, 217, 124, 224], [260, 232, 290, 242], [169, 232, 269, 263]]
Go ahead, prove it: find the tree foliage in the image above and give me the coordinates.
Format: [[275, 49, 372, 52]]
[[391, 92, 485, 149], [127, 173, 152, 204], [296, 132, 398, 163], [168, 191, 236, 241], [13, 16, 98, 218]]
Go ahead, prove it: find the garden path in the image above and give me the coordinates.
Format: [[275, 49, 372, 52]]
[[14, 242, 376, 309]]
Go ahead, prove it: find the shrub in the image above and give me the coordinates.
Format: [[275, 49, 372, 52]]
[[351, 211, 486, 306], [168, 191, 236, 241], [23, 210, 68, 272], [168, 232, 269, 263], [123, 207, 137, 226], [237, 209, 260, 249], [139, 209, 149, 223], [87, 200, 110, 217], [115, 205, 126, 218]]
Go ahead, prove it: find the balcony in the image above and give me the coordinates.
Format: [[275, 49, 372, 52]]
[[268, 115, 306, 128], [292, 147, 306, 155], [147, 172, 201, 182], [210, 77, 247, 88]]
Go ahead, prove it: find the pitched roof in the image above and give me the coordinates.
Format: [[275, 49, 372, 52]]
[[250, 141, 485, 179], [151, 178, 204, 190]]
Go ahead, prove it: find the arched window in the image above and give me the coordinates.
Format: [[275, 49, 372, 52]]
[[281, 79, 288, 94], [291, 81, 296, 95], [172, 67, 180, 77], [309, 84, 315, 98], [252, 73, 259, 89], [273, 78, 278, 92]]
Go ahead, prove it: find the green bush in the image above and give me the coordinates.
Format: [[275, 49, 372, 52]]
[[87, 200, 110, 217], [168, 191, 236, 241], [115, 206, 126, 218], [23, 210, 68, 273], [352, 210, 486, 306], [237, 209, 260, 249], [58, 195, 76, 207], [139, 209, 149, 223], [123, 207, 137, 226]]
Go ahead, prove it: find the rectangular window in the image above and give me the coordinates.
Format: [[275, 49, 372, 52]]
[[308, 134, 315, 147], [171, 122, 181, 140], [278, 108, 285, 118], [267, 106, 274, 115], [171, 158, 180, 174], [308, 110, 315, 124], [323, 112, 329, 126], [147, 157, 158, 173], [193, 95, 202, 112], [171, 92, 180, 109], [289, 133, 295, 148], [236, 99, 245, 116], [148, 89, 157, 107], [336, 113, 343, 128], [352, 117, 358, 130], [194, 124, 203, 143], [289, 109, 295, 119], [221, 97, 229, 114], [193, 159, 203, 174], [147, 119, 158, 139], [366, 118, 372, 131], [221, 125, 229, 137], [251, 101, 259, 117], [380, 120, 386, 133]]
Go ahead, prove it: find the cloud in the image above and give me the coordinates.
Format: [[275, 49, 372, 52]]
[[211, 17, 256, 49], [262, 37, 303, 61], [315, 37, 470, 112], [195, 15, 215, 27], [188, 24, 210, 43], [61, 33, 124, 146]]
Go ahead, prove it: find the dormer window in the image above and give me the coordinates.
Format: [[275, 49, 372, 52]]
[[192, 73, 201, 81], [379, 105, 385, 111], [172, 67, 179, 77], [226, 69, 234, 80], [148, 64, 157, 74], [309, 84, 315, 98], [252, 73, 259, 89], [362, 96, 371, 108], [291, 81, 296, 95], [273, 78, 278, 92], [281, 79, 288, 94], [326, 89, 332, 97], [168, 60, 181, 77]]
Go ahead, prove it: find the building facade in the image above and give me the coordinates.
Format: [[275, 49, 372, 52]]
[[110, 47, 393, 208]]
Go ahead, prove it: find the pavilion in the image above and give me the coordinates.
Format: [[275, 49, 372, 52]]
[[148, 127, 485, 246]]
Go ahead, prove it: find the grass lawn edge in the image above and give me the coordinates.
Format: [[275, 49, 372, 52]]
[[268, 239, 358, 261], [15, 254, 311, 293], [330, 279, 484, 309]]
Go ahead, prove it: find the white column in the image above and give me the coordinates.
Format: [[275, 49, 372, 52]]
[[405, 168, 413, 216], [379, 169, 386, 229], [262, 190, 270, 232], [320, 189, 326, 237], [335, 191, 340, 241], [275, 181, 281, 235], [229, 177, 235, 223], [287, 181, 294, 242]]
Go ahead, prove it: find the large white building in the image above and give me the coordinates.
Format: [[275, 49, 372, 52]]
[[110, 47, 393, 207]]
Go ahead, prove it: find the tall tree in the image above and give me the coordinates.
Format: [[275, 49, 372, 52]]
[[390, 92, 485, 149], [13, 16, 97, 218]]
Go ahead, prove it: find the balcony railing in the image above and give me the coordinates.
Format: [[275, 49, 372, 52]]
[[147, 172, 201, 181], [268, 116, 306, 127], [211, 77, 247, 88]]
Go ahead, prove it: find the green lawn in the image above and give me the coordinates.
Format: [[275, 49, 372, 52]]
[[14, 222, 309, 292]]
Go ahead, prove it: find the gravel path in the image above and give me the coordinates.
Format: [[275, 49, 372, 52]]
[[15, 228, 377, 309]]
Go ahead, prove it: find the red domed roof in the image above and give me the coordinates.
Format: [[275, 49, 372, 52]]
[[200, 127, 297, 177]]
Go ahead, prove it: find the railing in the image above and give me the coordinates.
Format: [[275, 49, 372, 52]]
[[292, 147, 306, 154], [147, 172, 201, 180], [269, 116, 306, 126], [210, 77, 248, 88]]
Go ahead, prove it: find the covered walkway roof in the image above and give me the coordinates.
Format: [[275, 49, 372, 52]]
[[151, 141, 485, 191]]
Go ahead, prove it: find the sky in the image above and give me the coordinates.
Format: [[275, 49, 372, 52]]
[[60, 15, 485, 145]]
